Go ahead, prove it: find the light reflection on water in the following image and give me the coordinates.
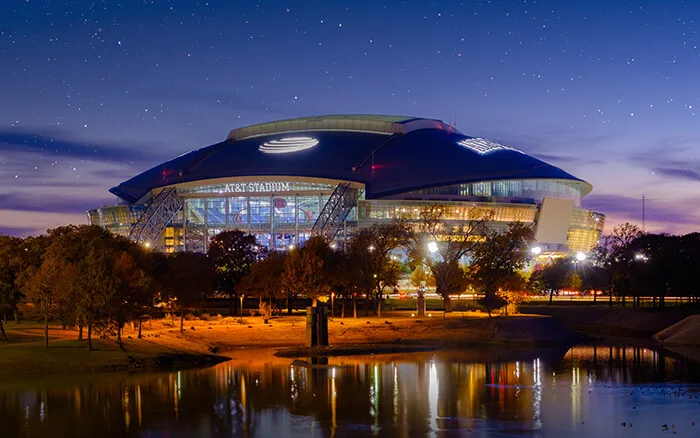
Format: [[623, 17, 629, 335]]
[[1, 345, 699, 437]]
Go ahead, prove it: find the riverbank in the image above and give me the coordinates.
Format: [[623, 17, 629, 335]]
[[0, 311, 579, 378], [520, 304, 696, 338]]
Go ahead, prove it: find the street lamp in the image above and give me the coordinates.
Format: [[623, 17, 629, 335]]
[[427, 241, 438, 253], [239, 295, 245, 323], [531, 246, 542, 255], [331, 292, 335, 319], [575, 252, 586, 262]]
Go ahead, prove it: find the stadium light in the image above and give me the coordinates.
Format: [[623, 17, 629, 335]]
[[427, 241, 438, 253], [575, 252, 586, 261], [259, 137, 318, 154], [531, 246, 542, 255]]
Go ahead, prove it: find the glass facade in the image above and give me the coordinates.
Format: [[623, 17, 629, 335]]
[[177, 181, 346, 252], [86, 205, 146, 237], [397, 179, 586, 207], [566, 209, 606, 253], [89, 178, 604, 255]]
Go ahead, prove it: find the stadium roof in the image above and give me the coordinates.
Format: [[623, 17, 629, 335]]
[[110, 114, 590, 204]]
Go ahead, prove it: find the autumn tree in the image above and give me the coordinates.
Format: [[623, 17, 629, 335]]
[[207, 230, 261, 315], [24, 253, 73, 347], [408, 205, 493, 312], [281, 236, 333, 306]]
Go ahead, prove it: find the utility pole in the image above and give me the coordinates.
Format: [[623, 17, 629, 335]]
[[642, 194, 646, 232]]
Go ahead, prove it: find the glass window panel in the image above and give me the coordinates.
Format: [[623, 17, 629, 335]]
[[227, 196, 248, 228], [249, 196, 271, 232], [205, 198, 226, 225]]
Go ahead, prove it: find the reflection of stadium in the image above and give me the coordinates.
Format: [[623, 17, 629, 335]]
[[87, 115, 604, 253]]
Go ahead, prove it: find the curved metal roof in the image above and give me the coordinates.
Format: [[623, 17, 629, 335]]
[[110, 115, 590, 204]]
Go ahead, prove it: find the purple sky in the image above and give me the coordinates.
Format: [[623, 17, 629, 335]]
[[1, 1, 699, 236]]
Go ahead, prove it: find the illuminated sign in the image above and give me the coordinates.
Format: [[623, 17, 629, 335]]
[[457, 138, 520, 154], [222, 182, 291, 193], [259, 137, 319, 154]]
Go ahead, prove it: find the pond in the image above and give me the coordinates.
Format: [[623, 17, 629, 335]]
[[1, 345, 699, 437]]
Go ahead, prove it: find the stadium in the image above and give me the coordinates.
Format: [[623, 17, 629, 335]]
[[87, 115, 605, 256]]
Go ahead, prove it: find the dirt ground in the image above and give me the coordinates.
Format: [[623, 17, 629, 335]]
[[0, 311, 578, 379]]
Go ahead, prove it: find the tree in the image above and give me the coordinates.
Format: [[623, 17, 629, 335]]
[[408, 205, 493, 312], [24, 253, 72, 347], [410, 265, 436, 290], [530, 257, 570, 304], [240, 251, 286, 311], [346, 222, 412, 317], [469, 222, 534, 316], [160, 252, 214, 332], [208, 230, 261, 315], [0, 236, 26, 340], [591, 223, 642, 306], [75, 240, 121, 350], [281, 236, 333, 306]]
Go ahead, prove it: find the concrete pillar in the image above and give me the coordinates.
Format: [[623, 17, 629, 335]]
[[306, 306, 329, 347]]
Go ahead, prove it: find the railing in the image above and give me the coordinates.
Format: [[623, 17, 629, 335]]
[[311, 183, 358, 242], [128, 187, 183, 247]]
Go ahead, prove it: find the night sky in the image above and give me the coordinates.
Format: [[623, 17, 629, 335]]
[[1, 0, 699, 237]]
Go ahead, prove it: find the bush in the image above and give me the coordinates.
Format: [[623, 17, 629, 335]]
[[259, 302, 272, 322], [494, 290, 525, 315]]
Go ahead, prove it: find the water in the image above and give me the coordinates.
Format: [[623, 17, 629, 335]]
[[1, 345, 699, 438]]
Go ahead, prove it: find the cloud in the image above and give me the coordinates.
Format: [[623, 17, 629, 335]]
[[0, 209, 88, 237], [0, 128, 169, 165], [583, 193, 698, 227], [0, 193, 106, 215], [653, 167, 700, 182], [626, 137, 700, 183]]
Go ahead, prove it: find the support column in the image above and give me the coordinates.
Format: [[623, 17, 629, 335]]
[[294, 194, 299, 246], [183, 200, 188, 252], [270, 195, 275, 250], [225, 197, 230, 229], [203, 200, 208, 253]]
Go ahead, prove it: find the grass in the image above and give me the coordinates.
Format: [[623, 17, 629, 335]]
[[3, 304, 643, 379]]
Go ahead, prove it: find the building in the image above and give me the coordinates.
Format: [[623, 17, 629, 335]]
[[87, 115, 605, 255]]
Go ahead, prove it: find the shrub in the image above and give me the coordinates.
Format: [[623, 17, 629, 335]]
[[259, 302, 272, 322]]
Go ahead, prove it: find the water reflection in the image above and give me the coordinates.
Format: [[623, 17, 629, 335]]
[[1, 345, 699, 437]]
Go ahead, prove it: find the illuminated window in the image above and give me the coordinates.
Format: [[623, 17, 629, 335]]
[[457, 138, 520, 154]]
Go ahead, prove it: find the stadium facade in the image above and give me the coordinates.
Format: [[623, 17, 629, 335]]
[[87, 115, 605, 255]]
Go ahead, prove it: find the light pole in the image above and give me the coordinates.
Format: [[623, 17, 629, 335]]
[[331, 292, 335, 319], [239, 295, 245, 323]]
